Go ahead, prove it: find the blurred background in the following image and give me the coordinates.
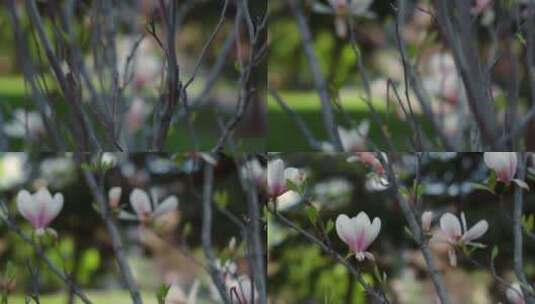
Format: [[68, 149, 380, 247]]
[[0, 152, 262, 303], [268, 152, 535, 303], [0, 0, 266, 151], [268, 0, 535, 150]]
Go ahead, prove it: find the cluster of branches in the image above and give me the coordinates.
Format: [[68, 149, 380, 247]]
[[272, 0, 535, 151], [0, 152, 267, 304], [4, 0, 267, 152]]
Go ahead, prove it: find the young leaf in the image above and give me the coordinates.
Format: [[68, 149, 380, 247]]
[[491, 245, 499, 261], [325, 219, 334, 234], [213, 190, 229, 209], [306, 206, 318, 225]]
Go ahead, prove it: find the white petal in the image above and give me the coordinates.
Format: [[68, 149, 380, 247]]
[[152, 195, 178, 218], [46, 193, 64, 222], [364, 217, 381, 250], [284, 167, 305, 186], [336, 214, 355, 248], [129, 188, 152, 216], [462, 220, 488, 243], [16, 190, 35, 221], [440, 213, 462, 241]]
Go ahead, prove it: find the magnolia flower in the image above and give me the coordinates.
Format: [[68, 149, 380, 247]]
[[126, 96, 149, 133], [324, 0, 374, 37], [108, 187, 122, 209], [506, 282, 526, 304], [423, 52, 464, 108], [3, 110, 45, 139], [165, 284, 187, 304], [483, 152, 517, 182], [165, 281, 200, 304], [211, 260, 258, 303], [16, 188, 63, 235], [241, 159, 266, 189], [431, 212, 488, 266], [267, 159, 306, 198], [336, 212, 381, 262], [421, 211, 433, 232], [226, 275, 258, 304], [347, 152, 385, 175], [338, 121, 369, 152], [484, 152, 529, 190], [120, 188, 178, 222]]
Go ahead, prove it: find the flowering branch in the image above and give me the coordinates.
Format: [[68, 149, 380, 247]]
[[79, 158, 143, 304], [0, 200, 93, 304], [383, 153, 451, 304]]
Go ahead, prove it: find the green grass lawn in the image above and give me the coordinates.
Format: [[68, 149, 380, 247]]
[[268, 90, 433, 150], [0, 75, 264, 151]]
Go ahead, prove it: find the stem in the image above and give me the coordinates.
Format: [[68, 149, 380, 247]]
[[512, 153, 535, 304]]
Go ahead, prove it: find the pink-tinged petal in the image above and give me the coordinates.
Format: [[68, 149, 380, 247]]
[[363, 217, 381, 251], [421, 211, 433, 231], [484, 152, 517, 182], [152, 195, 178, 218], [33, 188, 55, 228], [129, 188, 152, 217], [353, 212, 371, 252], [267, 159, 286, 197], [506, 282, 525, 304], [336, 214, 357, 251], [440, 213, 462, 242], [461, 220, 488, 243], [108, 187, 122, 208], [16, 190, 36, 223]]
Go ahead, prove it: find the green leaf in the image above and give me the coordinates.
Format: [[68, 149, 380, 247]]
[[517, 33, 527, 45], [156, 284, 171, 304], [182, 222, 192, 238], [488, 170, 497, 192], [491, 245, 499, 261], [325, 219, 335, 234], [522, 214, 534, 233], [286, 179, 300, 193], [306, 206, 318, 225], [213, 190, 229, 209]]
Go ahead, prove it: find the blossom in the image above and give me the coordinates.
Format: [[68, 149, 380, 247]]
[[267, 159, 306, 198], [125, 96, 148, 133], [421, 211, 433, 232], [16, 187, 63, 235], [108, 187, 122, 209], [165, 284, 187, 304], [3, 110, 45, 139], [347, 152, 384, 175], [506, 282, 526, 304], [338, 121, 369, 152], [120, 188, 178, 222], [423, 52, 462, 105], [335, 212, 381, 262], [483, 152, 517, 183], [210, 260, 259, 303], [326, 0, 374, 37], [241, 159, 266, 189], [431, 212, 488, 266]]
